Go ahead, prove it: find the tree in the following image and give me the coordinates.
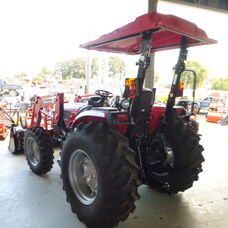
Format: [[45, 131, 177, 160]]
[[109, 56, 125, 79], [180, 61, 208, 88], [39, 67, 53, 78], [33, 67, 54, 82], [211, 77, 228, 91], [32, 75, 43, 82], [55, 61, 72, 80], [55, 58, 86, 80], [91, 58, 99, 78], [70, 58, 86, 79], [14, 72, 27, 80]]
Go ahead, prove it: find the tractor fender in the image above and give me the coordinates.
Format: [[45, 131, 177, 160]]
[[70, 110, 107, 128], [149, 104, 189, 133], [70, 110, 129, 136], [149, 105, 166, 133]]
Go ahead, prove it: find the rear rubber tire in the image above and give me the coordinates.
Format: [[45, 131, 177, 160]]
[[24, 126, 54, 175], [61, 121, 141, 227], [149, 111, 204, 193], [188, 118, 199, 132]]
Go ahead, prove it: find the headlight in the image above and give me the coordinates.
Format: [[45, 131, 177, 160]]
[[120, 99, 130, 109]]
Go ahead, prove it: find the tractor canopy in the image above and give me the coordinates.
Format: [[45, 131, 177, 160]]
[[80, 12, 216, 54]]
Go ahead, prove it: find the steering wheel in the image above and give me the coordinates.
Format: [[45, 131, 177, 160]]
[[95, 89, 113, 98]]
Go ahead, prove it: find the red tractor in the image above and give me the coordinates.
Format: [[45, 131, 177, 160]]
[[9, 12, 216, 227]]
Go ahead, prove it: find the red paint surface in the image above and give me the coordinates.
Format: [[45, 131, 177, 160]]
[[81, 12, 216, 54], [149, 105, 166, 133]]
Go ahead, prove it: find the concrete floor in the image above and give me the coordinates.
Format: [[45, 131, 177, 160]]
[[0, 115, 228, 228]]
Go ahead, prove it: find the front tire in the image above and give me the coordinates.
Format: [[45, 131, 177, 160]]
[[61, 121, 141, 227], [24, 126, 54, 175], [149, 111, 204, 193]]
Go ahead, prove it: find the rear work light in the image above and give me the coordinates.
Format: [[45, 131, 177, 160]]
[[177, 81, 184, 97], [125, 78, 139, 98]]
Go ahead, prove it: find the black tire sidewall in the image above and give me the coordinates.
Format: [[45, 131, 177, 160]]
[[24, 127, 54, 175], [61, 134, 108, 219], [61, 121, 140, 226], [25, 131, 43, 171], [149, 111, 204, 193]]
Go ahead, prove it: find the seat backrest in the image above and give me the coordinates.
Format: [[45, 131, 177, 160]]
[[133, 88, 154, 132], [88, 96, 103, 107]]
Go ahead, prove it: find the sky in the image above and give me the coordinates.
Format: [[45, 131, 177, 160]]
[[0, 0, 227, 81]]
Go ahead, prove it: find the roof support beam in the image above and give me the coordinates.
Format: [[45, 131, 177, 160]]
[[145, 0, 158, 89], [161, 0, 228, 12]]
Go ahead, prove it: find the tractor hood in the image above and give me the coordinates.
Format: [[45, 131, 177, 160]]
[[80, 12, 217, 54]]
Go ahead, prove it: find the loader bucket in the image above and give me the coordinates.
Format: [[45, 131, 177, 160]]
[[0, 107, 24, 154], [8, 126, 24, 154]]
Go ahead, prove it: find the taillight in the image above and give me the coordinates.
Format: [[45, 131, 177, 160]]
[[125, 78, 138, 98], [177, 81, 184, 97]]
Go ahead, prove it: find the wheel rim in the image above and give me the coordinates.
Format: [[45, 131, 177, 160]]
[[26, 137, 40, 166], [68, 149, 98, 205], [10, 90, 17, 96]]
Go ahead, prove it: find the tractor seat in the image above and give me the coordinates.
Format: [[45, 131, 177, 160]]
[[173, 105, 187, 111], [92, 107, 118, 111]]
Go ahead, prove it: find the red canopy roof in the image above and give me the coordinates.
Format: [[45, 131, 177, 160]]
[[80, 12, 217, 54]]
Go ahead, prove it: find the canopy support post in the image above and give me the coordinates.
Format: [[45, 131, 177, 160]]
[[130, 30, 154, 121], [145, 0, 158, 89], [166, 36, 189, 115]]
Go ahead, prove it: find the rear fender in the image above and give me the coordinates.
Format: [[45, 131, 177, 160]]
[[70, 110, 107, 128], [173, 106, 187, 116], [149, 105, 187, 133], [71, 110, 129, 136], [149, 105, 165, 133]]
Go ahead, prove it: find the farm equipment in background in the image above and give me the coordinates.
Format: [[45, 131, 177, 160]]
[[0, 93, 21, 142], [19, 107, 34, 129], [218, 114, 228, 125], [0, 92, 31, 151], [10, 12, 216, 227], [0, 92, 21, 124], [74, 93, 96, 103], [0, 124, 8, 140], [206, 102, 227, 123], [0, 79, 23, 96], [0, 106, 22, 149], [194, 97, 215, 113]]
